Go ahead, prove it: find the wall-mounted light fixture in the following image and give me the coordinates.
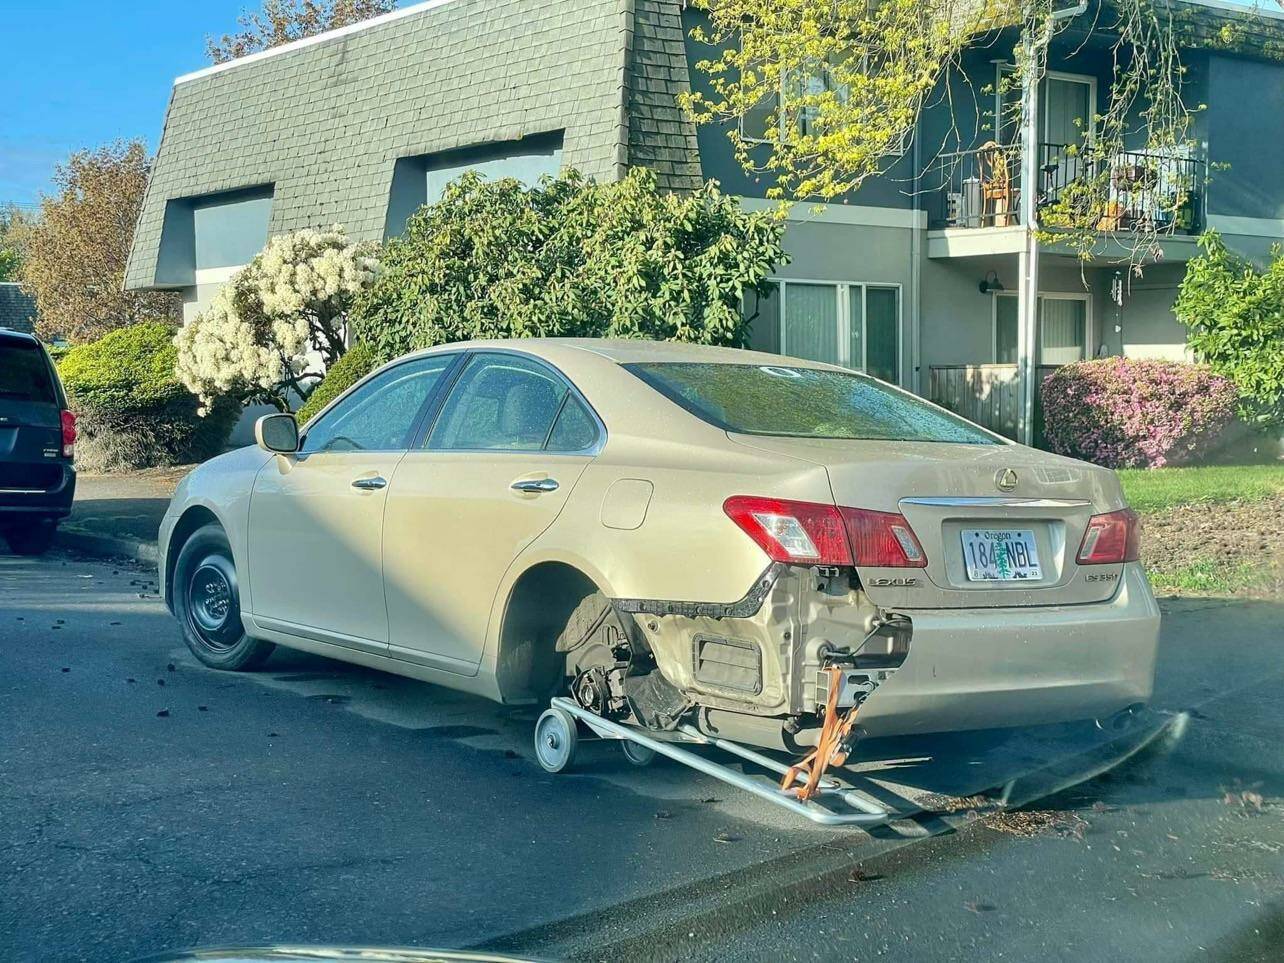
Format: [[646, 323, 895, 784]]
[[978, 270, 1005, 294]]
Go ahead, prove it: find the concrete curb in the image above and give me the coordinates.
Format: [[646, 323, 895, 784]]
[[57, 527, 158, 566]]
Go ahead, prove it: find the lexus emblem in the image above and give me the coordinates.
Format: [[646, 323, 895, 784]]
[[996, 468, 1019, 493]]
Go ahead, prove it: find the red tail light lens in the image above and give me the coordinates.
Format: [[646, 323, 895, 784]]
[[724, 497, 929, 569], [60, 409, 77, 459], [1077, 509, 1141, 564], [723, 496, 852, 566], [839, 507, 928, 568]]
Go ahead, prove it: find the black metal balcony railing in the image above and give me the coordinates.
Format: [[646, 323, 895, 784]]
[[929, 142, 1203, 234]]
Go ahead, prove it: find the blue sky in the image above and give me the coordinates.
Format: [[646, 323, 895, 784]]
[[0, 0, 407, 205]]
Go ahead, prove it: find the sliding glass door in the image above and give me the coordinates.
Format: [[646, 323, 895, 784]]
[[746, 279, 901, 383]]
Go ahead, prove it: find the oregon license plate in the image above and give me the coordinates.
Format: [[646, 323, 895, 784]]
[[961, 529, 1042, 581]]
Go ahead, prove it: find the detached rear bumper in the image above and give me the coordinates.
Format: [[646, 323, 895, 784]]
[[857, 563, 1160, 737]]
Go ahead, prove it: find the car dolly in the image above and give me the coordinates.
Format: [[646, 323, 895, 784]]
[[534, 666, 896, 828]]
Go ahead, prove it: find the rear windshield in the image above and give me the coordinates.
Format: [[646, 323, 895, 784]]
[[0, 340, 57, 404], [626, 362, 1001, 445]]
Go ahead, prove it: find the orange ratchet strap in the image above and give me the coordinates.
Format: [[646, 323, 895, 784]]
[[781, 666, 860, 802]]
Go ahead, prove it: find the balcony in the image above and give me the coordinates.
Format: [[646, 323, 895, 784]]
[[928, 142, 1203, 235]]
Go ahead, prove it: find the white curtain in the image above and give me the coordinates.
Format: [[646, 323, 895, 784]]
[[1039, 298, 1086, 366], [784, 283, 839, 364]]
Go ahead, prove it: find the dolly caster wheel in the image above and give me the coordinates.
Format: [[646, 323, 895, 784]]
[[535, 706, 579, 773], [621, 741, 656, 767]]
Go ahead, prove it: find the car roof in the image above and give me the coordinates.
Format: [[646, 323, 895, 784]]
[[407, 337, 827, 368], [0, 327, 41, 347]]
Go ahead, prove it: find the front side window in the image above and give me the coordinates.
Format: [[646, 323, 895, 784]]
[[627, 362, 1000, 445], [301, 355, 455, 454], [428, 354, 574, 452]]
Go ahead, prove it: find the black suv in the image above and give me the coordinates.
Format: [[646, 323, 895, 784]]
[[0, 329, 76, 555]]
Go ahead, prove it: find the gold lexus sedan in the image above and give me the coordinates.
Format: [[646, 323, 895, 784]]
[[159, 339, 1159, 767]]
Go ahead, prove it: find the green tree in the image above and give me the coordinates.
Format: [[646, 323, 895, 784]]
[[352, 168, 786, 360], [1175, 231, 1284, 430], [207, 0, 396, 63]]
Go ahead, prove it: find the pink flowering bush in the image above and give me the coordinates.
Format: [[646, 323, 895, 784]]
[[1041, 358, 1239, 468]]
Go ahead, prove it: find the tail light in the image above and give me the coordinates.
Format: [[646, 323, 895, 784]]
[[723, 497, 928, 569], [1077, 509, 1141, 564], [839, 507, 927, 568], [723, 496, 852, 566], [60, 409, 77, 459]]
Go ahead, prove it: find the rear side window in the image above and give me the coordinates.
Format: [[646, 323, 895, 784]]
[[0, 341, 57, 404], [546, 394, 599, 452], [626, 362, 1000, 445], [428, 354, 570, 451]]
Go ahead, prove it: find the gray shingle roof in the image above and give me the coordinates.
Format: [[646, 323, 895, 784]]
[[127, 0, 709, 291], [626, 0, 703, 193], [0, 283, 37, 335]]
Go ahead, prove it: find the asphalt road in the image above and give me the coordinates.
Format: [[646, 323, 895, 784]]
[[2, 550, 1282, 963]]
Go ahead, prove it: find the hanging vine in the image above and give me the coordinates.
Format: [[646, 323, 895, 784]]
[[681, 0, 1280, 273]]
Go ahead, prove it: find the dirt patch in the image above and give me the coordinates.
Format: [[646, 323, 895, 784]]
[[983, 808, 1091, 840], [1140, 494, 1284, 598]]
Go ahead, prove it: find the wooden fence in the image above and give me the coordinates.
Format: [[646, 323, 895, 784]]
[[928, 365, 1059, 441]]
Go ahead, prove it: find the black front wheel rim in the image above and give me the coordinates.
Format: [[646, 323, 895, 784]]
[[187, 557, 239, 651]]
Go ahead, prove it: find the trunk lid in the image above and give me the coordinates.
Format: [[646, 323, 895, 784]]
[[728, 435, 1127, 609]]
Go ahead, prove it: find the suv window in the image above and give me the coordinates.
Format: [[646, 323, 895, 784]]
[[626, 362, 1000, 445], [0, 340, 57, 404], [301, 355, 455, 454], [428, 354, 571, 451]]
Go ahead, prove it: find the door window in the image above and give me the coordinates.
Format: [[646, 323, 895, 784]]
[[428, 354, 570, 451], [865, 286, 899, 383], [1040, 297, 1087, 365], [993, 294, 1087, 365], [301, 355, 454, 454]]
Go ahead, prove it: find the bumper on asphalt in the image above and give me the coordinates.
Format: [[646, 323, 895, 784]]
[[856, 563, 1161, 737]]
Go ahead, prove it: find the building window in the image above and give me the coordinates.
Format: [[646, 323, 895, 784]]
[[993, 293, 1089, 366], [384, 131, 564, 239], [748, 279, 901, 383], [155, 185, 274, 286], [742, 57, 908, 156]]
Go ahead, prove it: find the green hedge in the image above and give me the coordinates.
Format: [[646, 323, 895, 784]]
[[296, 342, 380, 424], [58, 322, 238, 472], [350, 168, 785, 359]]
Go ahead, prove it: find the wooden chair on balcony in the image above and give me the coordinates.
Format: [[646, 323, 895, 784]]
[[978, 141, 1017, 227]]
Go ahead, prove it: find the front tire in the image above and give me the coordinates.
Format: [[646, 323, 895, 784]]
[[4, 520, 56, 556], [173, 523, 274, 671]]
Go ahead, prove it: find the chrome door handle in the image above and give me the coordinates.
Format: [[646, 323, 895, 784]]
[[351, 476, 388, 491], [511, 478, 559, 493]]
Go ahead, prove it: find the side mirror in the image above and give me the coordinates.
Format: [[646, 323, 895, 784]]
[[255, 413, 299, 454]]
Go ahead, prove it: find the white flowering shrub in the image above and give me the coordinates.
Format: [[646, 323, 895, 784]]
[[175, 226, 379, 411]]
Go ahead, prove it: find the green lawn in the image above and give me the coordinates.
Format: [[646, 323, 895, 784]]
[[1117, 464, 1284, 513], [1146, 560, 1275, 596]]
